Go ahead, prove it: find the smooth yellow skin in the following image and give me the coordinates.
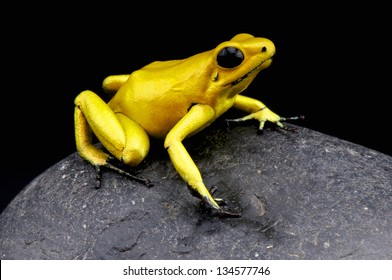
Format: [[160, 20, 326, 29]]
[[74, 33, 287, 216]]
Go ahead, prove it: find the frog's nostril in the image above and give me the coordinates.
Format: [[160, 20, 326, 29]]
[[261, 46, 267, 53]]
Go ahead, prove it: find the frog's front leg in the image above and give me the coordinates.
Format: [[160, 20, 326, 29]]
[[229, 95, 304, 132], [164, 104, 240, 217], [74, 90, 151, 186]]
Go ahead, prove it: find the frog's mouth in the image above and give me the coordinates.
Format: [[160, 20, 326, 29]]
[[226, 57, 272, 86]]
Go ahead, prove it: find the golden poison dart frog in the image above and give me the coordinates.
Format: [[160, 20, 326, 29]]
[[74, 33, 302, 217]]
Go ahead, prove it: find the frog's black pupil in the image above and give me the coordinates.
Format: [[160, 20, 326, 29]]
[[217, 47, 244, 68]]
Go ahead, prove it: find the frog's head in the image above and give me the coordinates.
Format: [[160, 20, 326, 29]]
[[211, 33, 275, 96]]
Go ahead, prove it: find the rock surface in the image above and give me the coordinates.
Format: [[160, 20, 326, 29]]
[[1, 123, 391, 260]]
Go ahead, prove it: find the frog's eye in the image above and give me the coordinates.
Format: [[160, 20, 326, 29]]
[[217, 47, 244, 68]]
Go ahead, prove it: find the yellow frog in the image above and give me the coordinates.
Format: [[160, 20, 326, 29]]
[[74, 33, 301, 217]]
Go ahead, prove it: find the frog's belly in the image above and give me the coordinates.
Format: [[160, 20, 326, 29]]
[[118, 102, 189, 139], [136, 108, 187, 139]]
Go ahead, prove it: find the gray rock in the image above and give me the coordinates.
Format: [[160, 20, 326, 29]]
[[1, 123, 391, 260]]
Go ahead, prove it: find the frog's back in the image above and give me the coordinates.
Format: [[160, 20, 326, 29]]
[[108, 51, 214, 138]]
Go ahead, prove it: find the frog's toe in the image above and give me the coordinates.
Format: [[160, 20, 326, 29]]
[[214, 197, 225, 204], [201, 194, 241, 218], [103, 159, 154, 187], [208, 186, 226, 205], [280, 124, 298, 132], [94, 165, 104, 189], [281, 115, 305, 122], [217, 208, 242, 218], [277, 115, 305, 133]]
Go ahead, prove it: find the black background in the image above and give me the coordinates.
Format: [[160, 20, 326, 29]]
[[1, 3, 391, 213]]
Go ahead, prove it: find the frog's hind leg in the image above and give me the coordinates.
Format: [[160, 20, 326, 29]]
[[74, 90, 152, 187]]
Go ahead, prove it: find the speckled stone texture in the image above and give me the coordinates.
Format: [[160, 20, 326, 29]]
[[1, 123, 391, 259]]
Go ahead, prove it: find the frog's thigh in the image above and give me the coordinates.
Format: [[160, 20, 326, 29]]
[[75, 90, 148, 167], [75, 90, 127, 165], [116, 113, 150, 166]]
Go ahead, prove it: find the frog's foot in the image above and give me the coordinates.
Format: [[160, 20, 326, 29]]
[[267, 115, 305, 134], [278, 115, 305, 132], [227, 107, 304, 134], [201, 186, 241, 218], [94, 158, 154, 189]]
